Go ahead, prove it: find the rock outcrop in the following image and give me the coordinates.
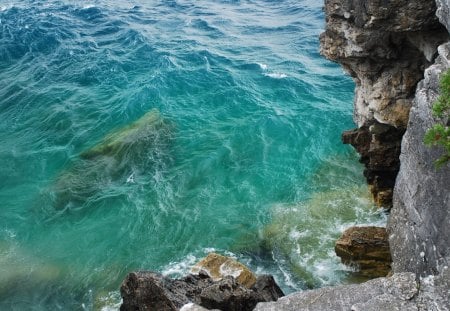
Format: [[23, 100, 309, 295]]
[[335, 226, 391, 278], [321, 0, 449, 207], [388, 42, 450, 276], [120, 271, 283, 311], [119, 254, 283, 311], [191, 253, 257, 289], [255, 269, 450, 311]]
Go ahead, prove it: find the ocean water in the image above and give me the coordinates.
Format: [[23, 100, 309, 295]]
[[0, 0, 386, 309]]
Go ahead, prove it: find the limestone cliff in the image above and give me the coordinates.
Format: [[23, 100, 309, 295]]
[[388, 18, 450, 278], [320, 0, 448, 206]]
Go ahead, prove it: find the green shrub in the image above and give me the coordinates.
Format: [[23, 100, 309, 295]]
[[424, 69, 450, 167]]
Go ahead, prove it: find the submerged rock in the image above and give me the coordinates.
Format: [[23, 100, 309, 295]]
[[120, 272, 283, 311], [191, 253, 257, 289], [48, 109, 173, 211], [335, 226, 391, 278]]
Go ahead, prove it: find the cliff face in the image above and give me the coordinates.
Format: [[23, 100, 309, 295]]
[[388, 2, 450, 275], [320, 0, 448, 206]]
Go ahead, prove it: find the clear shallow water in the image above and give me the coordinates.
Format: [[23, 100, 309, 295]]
[[0, 0, 386, 309]]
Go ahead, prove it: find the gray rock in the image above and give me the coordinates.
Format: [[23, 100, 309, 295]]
[[255, 271, 450, 311], [437, 0, 450, 32], [388, 42, 450, 277]]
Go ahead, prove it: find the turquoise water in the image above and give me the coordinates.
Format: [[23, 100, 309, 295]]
[[0, 1, 386, 309]]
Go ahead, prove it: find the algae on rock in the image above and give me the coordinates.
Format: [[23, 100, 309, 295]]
[[48, 109, 174, 211]]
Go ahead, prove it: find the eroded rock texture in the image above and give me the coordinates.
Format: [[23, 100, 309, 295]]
[[335, 226, 391, 278], [321, 0, 448, 207], [255, 270, 450, 311], [388, 42, 450, 277], [119, 271, 283, 311]]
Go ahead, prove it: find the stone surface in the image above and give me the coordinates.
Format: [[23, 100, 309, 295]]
[[254, 271, 450, 311], [191, 253, 257, 288], [437, 0, 450, 32], [321, 0, 448, 206], [119, 271, 283, 311], [342, 123, 405, 207], [335, 226, 391, 278], [388, 42, 450, 277]]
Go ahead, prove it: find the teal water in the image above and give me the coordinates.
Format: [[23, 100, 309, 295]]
[[0, 1, 386, 309]]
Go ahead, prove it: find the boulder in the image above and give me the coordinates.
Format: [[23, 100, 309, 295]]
[[191, 253, 256, 288], [335, 226, 391, 278], [120, 270, 284, 311]]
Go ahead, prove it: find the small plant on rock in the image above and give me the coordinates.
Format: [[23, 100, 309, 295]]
[[424, 69, 450, 167]]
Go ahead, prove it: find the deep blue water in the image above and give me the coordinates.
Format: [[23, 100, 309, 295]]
[[0, 1, 385, 309]]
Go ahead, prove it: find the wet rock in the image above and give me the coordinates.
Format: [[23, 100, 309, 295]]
[[119, 270, 284, 311], [335, 226, 391, 278], [191, 253, 257, 288], [342, 122, 405, 207], [321, 0, 449, 207]]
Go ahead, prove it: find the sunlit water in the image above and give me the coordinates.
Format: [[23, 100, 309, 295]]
[[0, 1, 386, 309]]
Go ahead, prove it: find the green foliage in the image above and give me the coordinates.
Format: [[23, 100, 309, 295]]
[[424, 69, 450, 167]]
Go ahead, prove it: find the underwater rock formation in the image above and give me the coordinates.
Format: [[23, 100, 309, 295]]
[[48, 109, 173, 211]]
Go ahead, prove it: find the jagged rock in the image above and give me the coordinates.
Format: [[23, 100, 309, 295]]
[[191, 253, 257, 288], [335, 226, 391, 278], [321, 0, 448, 207], [342, 123, 405, 207], [388, 42, 450, 276], [254, 271, 450, 311], [119, 271, 283, 311]]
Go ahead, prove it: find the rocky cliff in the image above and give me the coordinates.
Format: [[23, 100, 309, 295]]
[[320, 0, 448, 207], [388, 7, 450, 277]]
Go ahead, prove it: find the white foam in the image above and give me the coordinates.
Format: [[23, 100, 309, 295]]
[[257, 63, 268, 70], [162, 254, 197, 277], [264, 72, 288, 79]]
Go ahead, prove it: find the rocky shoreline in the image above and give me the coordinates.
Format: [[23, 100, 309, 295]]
[[118, 0, 450, 309]]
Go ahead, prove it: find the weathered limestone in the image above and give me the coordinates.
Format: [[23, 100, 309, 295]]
[[321, 0, 448, 206], [335, 226, 391, 278], [255, 270, 450, 311], [388, 42, 450, 276]]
